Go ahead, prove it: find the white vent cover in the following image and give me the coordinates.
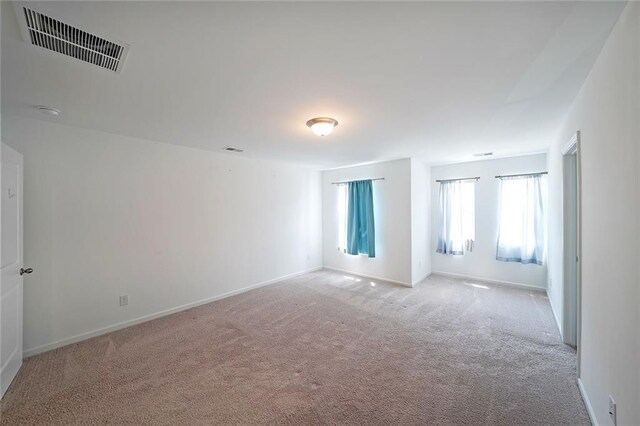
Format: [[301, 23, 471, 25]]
[[14, 4, 130, 73]]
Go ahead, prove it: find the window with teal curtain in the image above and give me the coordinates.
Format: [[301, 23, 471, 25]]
[[346, 180, 375, 257]]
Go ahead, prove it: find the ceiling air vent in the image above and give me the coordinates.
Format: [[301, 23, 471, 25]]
[[15, 4, 130, 73], [223, 147, 244, 153]]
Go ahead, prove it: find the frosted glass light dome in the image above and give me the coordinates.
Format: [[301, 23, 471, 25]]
[[306, 117, 338, 136]]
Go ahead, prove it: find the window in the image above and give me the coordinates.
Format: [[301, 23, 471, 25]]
[[436, 180, 476, 255], [337, 180, 376, 257], [337, 184, 348, 253], [460, 181, 476, 246], [496, 175, 547, 265]]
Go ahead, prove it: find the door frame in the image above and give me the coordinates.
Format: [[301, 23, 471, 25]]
[[0, 142, 24, 398], [562, 131, 582, 372]]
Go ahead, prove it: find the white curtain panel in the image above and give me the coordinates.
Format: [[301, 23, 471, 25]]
[[496, 175, 546, 265], [436, 181, 466, 255]]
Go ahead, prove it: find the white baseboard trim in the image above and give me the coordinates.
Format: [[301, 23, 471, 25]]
[[322, 266, 412, 288], [578, 378, 598, 426], [431, 271, 546, 292], [547, 289, 564, 340], [412, 271, 433, 286], [23, 266, 322, 357]]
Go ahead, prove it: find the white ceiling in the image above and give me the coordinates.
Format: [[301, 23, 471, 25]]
[[1, 1, 625, 168]]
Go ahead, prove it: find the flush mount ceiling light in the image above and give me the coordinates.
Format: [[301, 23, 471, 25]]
[[306, 117, 338, 137], [36, 106, 60, 117]]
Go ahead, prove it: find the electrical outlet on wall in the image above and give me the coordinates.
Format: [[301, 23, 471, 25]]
[[119, 295, 129, 307], [609, 395, 616, 425]]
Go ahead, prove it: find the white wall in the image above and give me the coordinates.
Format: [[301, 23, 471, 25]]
[[431, 154, 548, 289], [547, 145, 574, 341], [1, 115, 323, 355], [547, 3, 639, 425], [411, 159, 431, 285], [322, 159, 412, 286]]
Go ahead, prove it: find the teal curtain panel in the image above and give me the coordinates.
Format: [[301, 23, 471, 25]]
[[346, 180, 375, 257]]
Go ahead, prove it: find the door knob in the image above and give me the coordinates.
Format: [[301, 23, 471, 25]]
[[20, 267, 33, 276]]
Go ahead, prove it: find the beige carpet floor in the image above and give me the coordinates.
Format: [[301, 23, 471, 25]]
[[0, 270, 589, 425]]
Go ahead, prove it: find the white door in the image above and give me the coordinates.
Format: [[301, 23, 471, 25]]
[[563, 152, 578, 347], [1, 143, 26, 398]]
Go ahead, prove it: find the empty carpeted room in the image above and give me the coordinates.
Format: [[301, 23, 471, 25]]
[[0, 1, 638, 425]]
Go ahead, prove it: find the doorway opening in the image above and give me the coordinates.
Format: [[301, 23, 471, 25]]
[[562, 131, 581, 369]]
